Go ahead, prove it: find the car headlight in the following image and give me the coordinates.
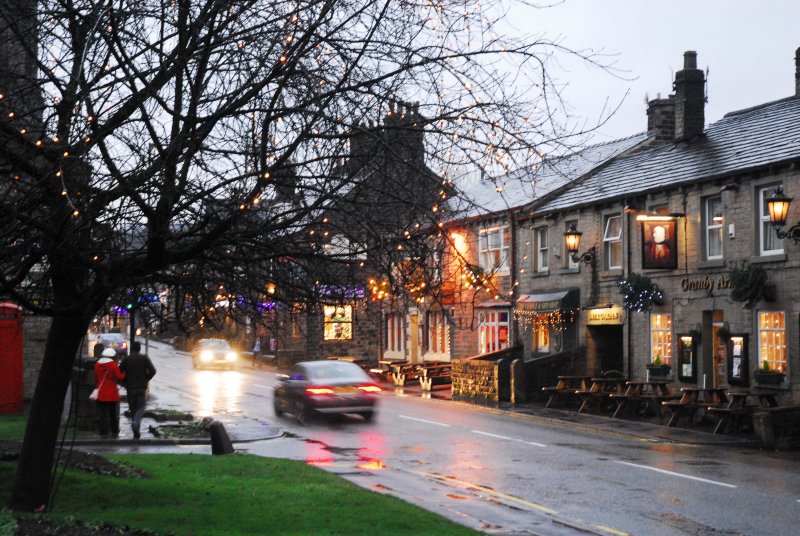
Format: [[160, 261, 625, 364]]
[[200, 350, 213, 362], [225, 351, 238, 362]]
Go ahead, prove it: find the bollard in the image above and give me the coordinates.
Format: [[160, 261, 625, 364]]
[[203, 417, 235, 455]]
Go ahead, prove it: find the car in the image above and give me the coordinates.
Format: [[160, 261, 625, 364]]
[[191, 338, 238, 370], [96, 333, 128, 358], [273, 360, 381, 424]]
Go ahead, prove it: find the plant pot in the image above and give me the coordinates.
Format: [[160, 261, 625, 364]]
[[754, 371, 785, 385], [646, 364, 671, 378]]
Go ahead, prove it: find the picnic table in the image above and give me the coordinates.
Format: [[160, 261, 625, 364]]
[[611, 380, 679, 419], [576, 377, 628, 413], [541, 375, 592, 408], [708, 389, 779, 434], [662, 387, 729, 427], [419, 363, 452, 391]]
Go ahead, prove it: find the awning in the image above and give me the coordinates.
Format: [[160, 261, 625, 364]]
[[477, 299, 512, 309], [515, 289, 579, 313]]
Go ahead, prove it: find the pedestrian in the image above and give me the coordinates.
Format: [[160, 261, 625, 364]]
[[92, 341, 105, 358], [95, 347, 125, 438], [119, 340, 157, 439]]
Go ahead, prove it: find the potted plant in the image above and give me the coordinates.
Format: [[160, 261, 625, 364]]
[[753, 361, 785, 385], [646, 354, 671, 378]]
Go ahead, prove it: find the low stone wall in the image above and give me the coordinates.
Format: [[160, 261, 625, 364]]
[[451, 346, 523, 406]]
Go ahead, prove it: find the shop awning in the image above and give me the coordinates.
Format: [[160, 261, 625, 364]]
[[515, 289, 579, 313], [477, 299, 512, 308]]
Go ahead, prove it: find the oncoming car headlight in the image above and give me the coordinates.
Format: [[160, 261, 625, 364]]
[[200, 350, 214, 362], [225, 351, 238, 362]]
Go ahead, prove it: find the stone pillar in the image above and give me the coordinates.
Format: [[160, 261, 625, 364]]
[[510, 358, 526, 404]]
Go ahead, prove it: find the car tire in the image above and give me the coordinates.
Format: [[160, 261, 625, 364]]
[[294, 400, 310, 425], [360, 411, 374, 422], [273, 397, 284, 417]]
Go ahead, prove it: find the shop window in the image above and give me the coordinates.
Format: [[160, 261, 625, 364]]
[[758, 311, 786, 372], [426, 311, 450, 355], [323, 305, 352, 340], [758, 184, 784, 255], [291, 316, 301, 339], [704, 196, 724, 260], [479, 226, 510, 274], [603, 215, 622, 270], [533, 323, 549, 353], [385, 312, 405, 353], [478, 309, 509, 354], [536, 227, 549, 272], [650, 313, 672, 365]]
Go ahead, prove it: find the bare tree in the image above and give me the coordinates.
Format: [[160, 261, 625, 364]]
[[0, 0, 610, 510]]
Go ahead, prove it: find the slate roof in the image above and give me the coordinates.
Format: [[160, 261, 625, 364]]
[[537, 96, 800, 213], [448, 133, 649, 220]]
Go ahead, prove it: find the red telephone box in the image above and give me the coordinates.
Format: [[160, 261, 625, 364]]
[[0, 302, 24, 414]]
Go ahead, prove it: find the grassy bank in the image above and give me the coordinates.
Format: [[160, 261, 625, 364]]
[[0, 415, 478, 535]]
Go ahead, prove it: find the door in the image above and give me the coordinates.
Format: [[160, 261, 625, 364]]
[[590, 326, 624, 374]]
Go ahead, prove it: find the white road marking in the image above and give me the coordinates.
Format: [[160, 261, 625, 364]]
[[399, 415, 451, 427], [471, 429, 546, 447], [614, 461, 737, 488]]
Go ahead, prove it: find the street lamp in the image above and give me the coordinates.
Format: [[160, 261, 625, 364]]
[[564, 224, 596, 265], [766, 185, 800, 243]]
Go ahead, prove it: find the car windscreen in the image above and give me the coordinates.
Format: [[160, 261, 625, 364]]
[[100, 334, 124, 343], [308, 363, 367, 381], [201, 340, 230, 349]]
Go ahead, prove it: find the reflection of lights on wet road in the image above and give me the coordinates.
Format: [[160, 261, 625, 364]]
[[193, 370, 243, 416], [356, 430, 387, 470]]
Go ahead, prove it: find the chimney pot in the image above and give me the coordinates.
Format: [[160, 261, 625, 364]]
[[673, 50, 705, 141], [683, 51, 697, 69]]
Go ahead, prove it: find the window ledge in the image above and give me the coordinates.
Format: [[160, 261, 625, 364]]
[[558, 267, 581, 275], [697, 259, 725, 269], [750, 253, 787, 264], [531, 270, 550, 278]]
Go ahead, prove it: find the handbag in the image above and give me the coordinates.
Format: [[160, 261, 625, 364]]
[[90, 370, 108, 401]]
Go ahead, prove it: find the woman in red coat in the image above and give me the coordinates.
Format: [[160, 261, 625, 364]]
[[95, 348, 126, 438]]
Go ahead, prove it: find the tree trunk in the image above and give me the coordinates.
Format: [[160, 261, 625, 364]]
[[10, 314, 90, 512]]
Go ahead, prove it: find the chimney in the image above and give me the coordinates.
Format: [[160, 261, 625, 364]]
[[673, 51, 705, 141], [646, 93, 675, 142], [795, 47, 800, 97]]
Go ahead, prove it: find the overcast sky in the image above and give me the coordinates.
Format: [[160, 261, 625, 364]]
[[505, 0, 799, 142]]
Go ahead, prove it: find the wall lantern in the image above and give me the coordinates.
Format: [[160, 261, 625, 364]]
[[766, 185, 800, 243], [564, 224, 596, 265]]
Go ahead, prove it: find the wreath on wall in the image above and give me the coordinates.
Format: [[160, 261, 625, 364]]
[[729, 261, 774, 309], [617, 273, 665, 312]]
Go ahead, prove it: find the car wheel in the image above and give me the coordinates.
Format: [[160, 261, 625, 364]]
[[273, 396, 284, 417], [294, 400, 310, 425], [360, 411, 374, 422]]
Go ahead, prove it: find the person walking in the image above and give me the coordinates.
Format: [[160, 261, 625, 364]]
[[119, 340, 157, 439], [95, 348, 125, 438]]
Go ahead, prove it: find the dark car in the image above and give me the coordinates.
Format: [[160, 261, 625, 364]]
[[97, 333, 128, 358], [191, 338, 239, 370], [273, 361, 381, 424]]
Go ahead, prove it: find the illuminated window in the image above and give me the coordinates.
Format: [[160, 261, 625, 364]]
[[704, 196, 724, 259], [479, 226, 510, 274], [291, 317, 301, 338], [603, 215, 623, 270], [426, 311, 450, 355], [323, 305, 352, 341], [478, 310, 509, 354], [385, 312, 405, 353], [533, 323, 549, 353], [650, 313, 672, 365], [758, 311, 786, 372]]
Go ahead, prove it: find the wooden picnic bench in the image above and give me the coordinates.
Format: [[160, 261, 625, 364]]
[[419, 363, 452, 391], [541, 375, 591, 408], [708, 390, 780, 434], [577, 377, 628, 413], [611, 380, 679, 419], [663, 387, 729, 427], [391, 362, 424, 386]]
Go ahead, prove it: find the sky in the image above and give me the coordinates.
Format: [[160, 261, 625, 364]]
[[504, 0, 799, 142]]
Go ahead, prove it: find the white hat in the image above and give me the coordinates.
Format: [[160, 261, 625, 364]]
[[102, 348, 117, 358]]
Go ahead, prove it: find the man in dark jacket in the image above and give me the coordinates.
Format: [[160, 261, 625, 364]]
[[119, 341, 157, 439]]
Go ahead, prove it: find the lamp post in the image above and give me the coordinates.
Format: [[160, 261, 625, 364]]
[[564, 224, 596, 264], [767, 185, 800, 243]]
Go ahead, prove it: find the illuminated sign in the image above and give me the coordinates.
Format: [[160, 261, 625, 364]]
[[586, 305, 625, 325]]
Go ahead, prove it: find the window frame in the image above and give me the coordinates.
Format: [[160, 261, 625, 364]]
[[479, 226, 511, 274], [323, 305, 353, 341], [758, 311, 786, 373], [536, 226, 549, 272], [603, 214, 623, 270], [425, 310, 450, 356], [478, 309, 510, 354], [650, 313, 672, 365], [704, 196, 724, 260], [758, 184, 784, 256], [384, 311, 405, 354]]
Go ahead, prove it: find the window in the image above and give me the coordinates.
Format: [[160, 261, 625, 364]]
[[566, 220, 579, 269], [533, 323, 549, 353], [385, 312, 405, 353], [704, 196, 724, 259], [759, 185, 784, 255], [479, 226, 511, 274], [758, 311, 786, 372], [425, 311, 450, 355], [603, 215, 623, 270], [650, 313, 672, 365], [536, 227, 549, 272], [478, 310, 509, 354], [323, 305, 352, 340]]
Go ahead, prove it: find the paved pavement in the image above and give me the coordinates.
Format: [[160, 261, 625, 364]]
[[70, 368, 763, 451]]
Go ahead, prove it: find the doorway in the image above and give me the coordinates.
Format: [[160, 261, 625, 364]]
[[590, 326, 624, 374]]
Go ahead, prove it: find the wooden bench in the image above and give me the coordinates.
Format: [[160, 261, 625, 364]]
[[541, 376, 591, 408], [707, 406, 753, 434], [577, 377, 628, 413], [391, 363, 423, 386], [419, 364, 452, 391]]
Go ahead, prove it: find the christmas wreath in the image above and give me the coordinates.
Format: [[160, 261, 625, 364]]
[[729, 261, 773, 309], [617, 273, 665, 312]]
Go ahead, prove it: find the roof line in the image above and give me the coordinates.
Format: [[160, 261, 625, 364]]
[[722, 95, 798, 118]]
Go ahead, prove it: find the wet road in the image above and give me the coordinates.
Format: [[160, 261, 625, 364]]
[[130, 340, 800, 536]]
